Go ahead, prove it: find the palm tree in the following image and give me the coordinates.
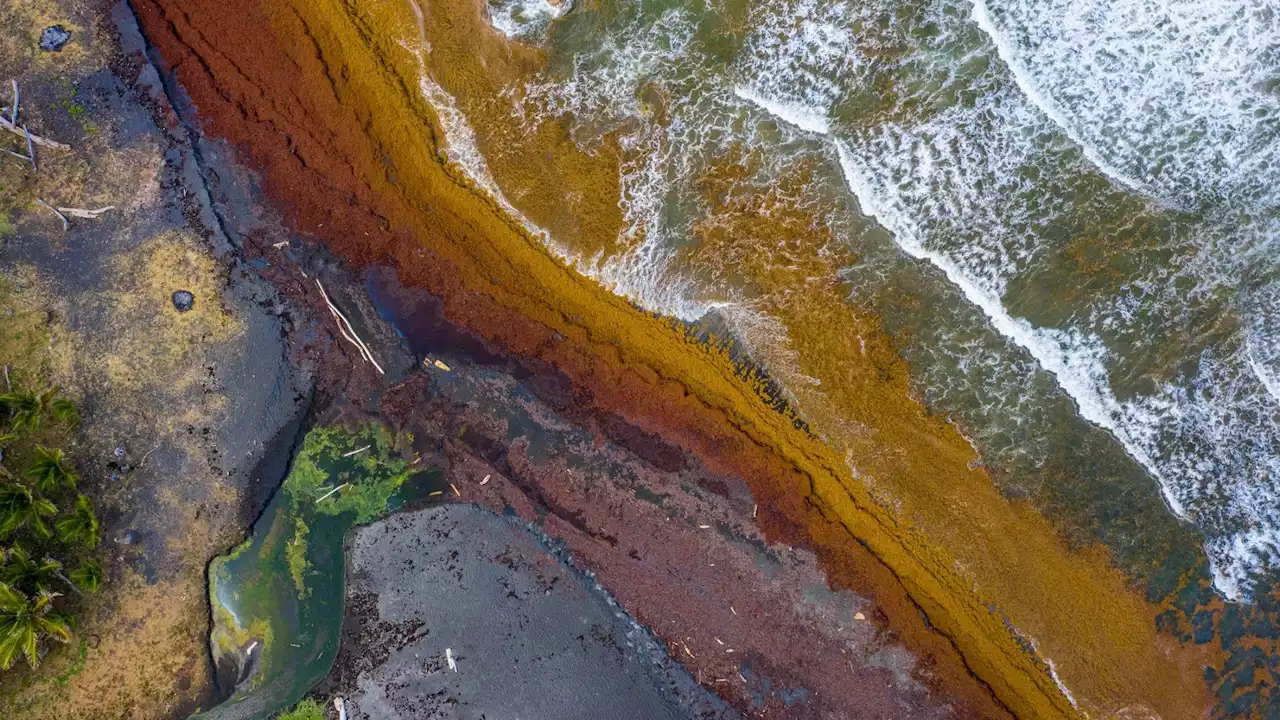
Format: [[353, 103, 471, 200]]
[[0, 484, 56, 541], [25, 446, 77, 494], [0, 389, 56, 433], [0, 546, 61, 594], [0, 582, 71, 669], [56, 495, 99, 548], [69, 559, 102, 593]]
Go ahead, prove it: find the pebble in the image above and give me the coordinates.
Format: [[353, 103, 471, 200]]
[[39, 25, 71, 52], [172, 290, 195, 312]]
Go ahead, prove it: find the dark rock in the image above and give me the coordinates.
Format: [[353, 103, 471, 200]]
[[172, 290, 195, 312], [39, 25, 71, 52], [114, 529, 139, 545]]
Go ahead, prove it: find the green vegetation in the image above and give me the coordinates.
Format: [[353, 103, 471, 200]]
[[0, 387, 102, 670], [285, 518, 310, 599], [273, 424, 411, 600], [51, 638, 88, 688], [198, 423, 423, 718], [275, 697, 326, 720], [55, 78, 96, 137], [282, 425, 411, 524]]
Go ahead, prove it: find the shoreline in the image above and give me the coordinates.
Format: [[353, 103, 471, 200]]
[[123, 0, 1218, 716]]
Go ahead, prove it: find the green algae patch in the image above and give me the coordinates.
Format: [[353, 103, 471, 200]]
[[199, 424, 440, 720], [285, 518, 310, 600]]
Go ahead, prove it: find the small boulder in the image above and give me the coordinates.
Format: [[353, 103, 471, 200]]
[[39, 25, 71, 52], [172, 290, 195, 312]]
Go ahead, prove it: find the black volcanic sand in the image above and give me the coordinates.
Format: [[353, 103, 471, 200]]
[[324, 504, 737, 720]]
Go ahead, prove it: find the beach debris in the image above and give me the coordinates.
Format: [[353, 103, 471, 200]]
[[35, 199, 67, 230], [730, 605, 737, 616], [752, 504, 757, 518], [171, 290, 195, 312], [39, 26, 71, 52], [245, 640, 258, 655], [114, 446, 126, 458], [681, 642, 695, 658], [429, 490, 443, 497], [315, 482, 350, 504], [450, 483, 460, 497], [9, 79, 16, 125], [432, 359, 451, 371], [57, 205, 114, 219], [854, 612, 866, 621], [113, 529, 138, 545], [0, 116, 68, 150], [271, 241, 288, 249], [341, 445, 371, 457], [2, 148, 31, 164], [698, 524, 710, 529], [714, 637, 724, 645], [480, 474, 491, 485], [445, 647, 457, 672], [315, 279, 385, 374], [136, 443, 161, 470], [334, 696, 347, 720], [3, 365, 10, 390], [24, 125, 35, 171]]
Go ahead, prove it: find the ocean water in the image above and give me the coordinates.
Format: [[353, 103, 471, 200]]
[[452, 0, 1280, 604]]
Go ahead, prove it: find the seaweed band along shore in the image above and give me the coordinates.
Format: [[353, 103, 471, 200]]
[[128, 0, 1231, 717]]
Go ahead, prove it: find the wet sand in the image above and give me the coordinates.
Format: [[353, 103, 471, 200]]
[[330, 504, 736, 720]]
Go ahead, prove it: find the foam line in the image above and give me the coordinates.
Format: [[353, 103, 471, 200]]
[[969, 0, 1151, 198], [833, 138, 1186, 520]]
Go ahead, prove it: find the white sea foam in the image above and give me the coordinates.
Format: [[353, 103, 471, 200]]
[[486, 0, 570, 39], [970, 0, 1280, 219], [484, 0, 1280, 601], [733, 86, 830, 135], [833, 139, 1182, 515], [1249, 346, 1280, 409], [406, 35, 710, 320]]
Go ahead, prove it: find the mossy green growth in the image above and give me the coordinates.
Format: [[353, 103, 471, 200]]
[[285, 518, 310, 599], [199, 423, 424, 719], [281, 425, 411, 524], [275, 698, 326, 720]]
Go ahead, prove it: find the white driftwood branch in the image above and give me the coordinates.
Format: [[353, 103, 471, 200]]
[[35, 199, 67, 230], [23, 125, 35, 171], [315, 279, 385, 374], [56, 205, 115, 219], [315, 482, 350, 504], [0, 116, 69, 150]]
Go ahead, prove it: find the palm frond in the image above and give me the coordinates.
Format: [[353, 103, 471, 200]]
[[0, 484, 57, 541], [25, 446, 77, 493], [49, 396, 79, 426], [56, 495, 99, 548], [69, 559, 102, 593]]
